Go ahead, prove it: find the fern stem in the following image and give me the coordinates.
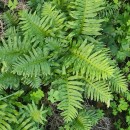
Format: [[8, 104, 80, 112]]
[[0, 91, 20, 101]]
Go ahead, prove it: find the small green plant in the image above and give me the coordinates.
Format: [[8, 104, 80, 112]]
[[48, 89, 60, 103], [110, 91, 130, 129], [30, 89, 44, 104]]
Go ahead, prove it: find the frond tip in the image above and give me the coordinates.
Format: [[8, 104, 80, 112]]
[[85, 79, 112, 107], [109, 70, 128, 93]]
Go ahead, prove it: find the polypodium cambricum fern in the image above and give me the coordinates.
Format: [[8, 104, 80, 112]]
[[0, 0, 128, 129]]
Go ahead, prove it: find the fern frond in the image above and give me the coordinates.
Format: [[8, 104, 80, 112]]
[[70, 109, 103, 130], [2, 11, 19, 28], [19, 10, 52, 40], [12, 48, 51, 77], [109, 69, 128, 93], [0, 36, 31, 64], [64, 40, 114, 80], [19, 10, 60, 41], [52, 76, 84, 122], [52, 0, 69, 9], [22, 76, 41, 88], [0, 103, 17, 130], [85, 79, 112, 107], [42, 2, 65, 37], [98, 1, 118, 18], [16, 115, 37, 130], [27, 0, 44, 13], [68, 0, 104, 37], [0, 73, 20, 90], [70, 111, 92, 130]]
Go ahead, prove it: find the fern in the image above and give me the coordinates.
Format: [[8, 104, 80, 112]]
[[68, 0, 104, 37], [69, 109, 104, 130], [0, 103, 17, 130], [22, 76, 41, 88], [0, 0, 128, 129], [12, 48, 51, 77], [64, 40, 114, 80], [16, 115, 37, 130], [98, 1, 118, 18], [19, 10, 64, 42], [0, 100, 47, 130], [2, 10, 19, 28], [52, 76, 84, 122], [0, 73, 20, 90], [70, 111, 92, 130], [42, 2, 65, 38], [85, 79, 112, 107], [109, 69, 128, 93], [0, 35, 31, 64]]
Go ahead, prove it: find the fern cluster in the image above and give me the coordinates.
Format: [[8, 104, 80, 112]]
[[0, 0, 128, 129]]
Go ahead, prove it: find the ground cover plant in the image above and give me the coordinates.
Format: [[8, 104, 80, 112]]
[[0, 0, 129, 130]]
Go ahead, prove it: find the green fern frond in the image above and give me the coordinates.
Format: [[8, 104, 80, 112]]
[[109, 69, 128, 93], [19, 10, 60, 41], [0, 73, 20, 90], [0, 103, 17, 130], [98, 1, 118, 18], [70, 109, 104, 130], [27, 0, 44, 13], [22, 76, 41, 88], [2, 10, 19, 28], [85, 79, 112, 107], [19, 10, 52, 40], [16, 115, 37, 130], [52, 76, 84, 122], [42, 2, 65, 36], [44, 37, 66, 58], [12, 48, 51, 77], [68, 0, 104, 37], [52, 0, 69, 9], [70, 111, 92, 130], [0, 36, 31, 64], [64, 40, 114, 80]]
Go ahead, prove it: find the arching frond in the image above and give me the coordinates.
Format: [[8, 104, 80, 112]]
[[0, 73, 20, 90], [19, 9, 65, 41], [85, 79, 112, 107], [68, 0, 104, 37], [109, 69, 128, 93], [52, 76, 84, 122], [0, 36, 31, 64], [19, 11, 53, 41], [98, 1, 118, 18], [0, 103, 17, 130], [22, 76, 41, 88], [64, 40, 114, 80], [70, 109, 104, 130], [12, 48, 51, 77], [16, 115, 37, 130], [2, 10, 19, 28], [70, 111, 92, 130], [42, 2, 65, 37]]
